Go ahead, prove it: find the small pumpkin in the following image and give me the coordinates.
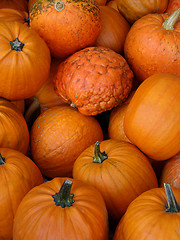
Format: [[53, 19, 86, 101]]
[[73, 139, 158, 221], [0, 148, 44, 240], [113, 183, 180, 240], [13, 177, 109, 240], [0, 8, 29, 25]]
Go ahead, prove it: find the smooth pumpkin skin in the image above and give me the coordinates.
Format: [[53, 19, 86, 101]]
[[0, 21, 51, 100], [0, 8, 29, 25], [113, 186, 180, 240], [116, 0, 168, 24], [124, 10, 180, 81], [0, 0, 28, 12], [13, 177, 109, 240], [124, 74, 180, 161], [73, 139, 158, 221], [29, 0, 102, 59], [0, 148, 44, 240], [30, 105, 104, 178], [0, 98, 29, 154]]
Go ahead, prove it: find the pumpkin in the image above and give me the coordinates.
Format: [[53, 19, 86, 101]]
[[13, 177, 109, 240], [54, 46, 134, 116], [166, 0, 180, 14], [29, 0, 102, 59], [0, 148, 44, 240], [28, 0, 37, 10], [124, 73, 180, 161], [0, 8, 29, 25], [0, 21, 51, 100], [30, 105, 104, 178], [113, 183, 180, 240], [116, 0, 168, 24], [73, 139, 158, 221], [0, 0, 28, 12], [94, 6, 130, 53], [160, 152, 180, 188], [124, 8, 180, 82], [0, 98, 29, 154]]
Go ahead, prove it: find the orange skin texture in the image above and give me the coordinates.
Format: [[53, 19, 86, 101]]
[[113, 186, 180, 240], [0, 148, 44, 240], [54, 46, 133, 116], [116, 0, 168, 24], [124, 11, 180, 82], [73, 139, 158, 221], [29, 0, 102, 59], [0, 21, 51, 100], [13, 177, 109, 240], [30, 105, 104, 178], [124, 73, 180, 161], [0, 0, 28, 12], [0, 8, 29, 25], [160, 152, 180, 188], [166, 0, 180, 14], [0, 98, 29, 154]]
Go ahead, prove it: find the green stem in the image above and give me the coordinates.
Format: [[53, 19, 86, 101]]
[[10, 37, 24, 51], [52, 179, 74, 208], [162, 8, 180, 30], [0, 154, 5, 165], [164, 183, 180, 213], [93, 141, 108, 163]]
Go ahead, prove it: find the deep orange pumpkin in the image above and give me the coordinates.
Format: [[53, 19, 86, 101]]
[[0, 21, 51, 100], [0, 148, 44, 240], [124, 9, 180, 81], [124, 73, 180, 161], [73, 139, 158, 221], [0, 8, 29, 25], [13, 177, 109, 240], [0, 0, 28, 12], [29, 0, 102, 59]]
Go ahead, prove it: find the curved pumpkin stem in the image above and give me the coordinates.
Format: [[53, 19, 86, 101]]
[[164, 183, 180, 213], [52, 179, 75, 208], [93, 141, 108, 163], [162, 8, 180, 30], [0, 154, 5, 165]]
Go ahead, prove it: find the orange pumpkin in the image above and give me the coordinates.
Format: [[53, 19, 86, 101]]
[[13, 177, 109, 240], [30, 105, 104, 178], [113, 183, 180, 240], [0, 98, 29, 154], [124, 8, 180, 81], [166, 0, 180, 14], [0, 148, 44, 240], [29, 0, 102, 59], [124, 73, 180, 161], [73, 139, 158, 221], [54, 46, 134, 116], [0, 0, 28, 12], [0, 21, 51, 100], [0, 8, 29, 25]]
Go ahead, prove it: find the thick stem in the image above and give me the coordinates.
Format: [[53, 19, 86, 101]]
[[10, 37, 24, 51], [0, 154, 5, 165], [162, 8, 180, 30], [93, 141, 108, 163], [164, 183, 180, 213], [52, 179, 74, 208]]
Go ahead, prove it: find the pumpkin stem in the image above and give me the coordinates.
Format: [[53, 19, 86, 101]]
[[93, 141, 108, 163], [10, 37, 24, 51], [52, 179, 75, 208], [164, 183, 180, 213], [55, 1, 65, 11], [0, 154, 5, 165], [162, 8, 180, 30]]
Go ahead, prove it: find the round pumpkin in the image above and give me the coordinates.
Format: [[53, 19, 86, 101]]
[[124, 8, 180, 81], [0, 98, 29, 154], [30, 105, 104, 178], [0, 0, 28, 12], [0, 21, 51, 100], [0, 8, 29, 25], [0, 148, 44, 240], [13, 177, 109, 240], [124, 73, 180, 161], [54, 46, 134, 116], [29, 0, 102, 59], [73, 139, 158, 221], [113, 183, 180, 240]]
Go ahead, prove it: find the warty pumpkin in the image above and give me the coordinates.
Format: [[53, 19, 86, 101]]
[[13, 177, 109, 240]]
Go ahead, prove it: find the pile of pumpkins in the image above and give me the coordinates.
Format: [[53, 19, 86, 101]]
[[0, 0, 180, 239]]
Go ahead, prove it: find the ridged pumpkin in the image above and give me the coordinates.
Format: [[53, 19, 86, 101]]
[[29, 0, 102, 59], [0, 21, 51, 100], [0, 148, 44, 240], [13, 177, 109, 240], [0, 8, 29, 25]]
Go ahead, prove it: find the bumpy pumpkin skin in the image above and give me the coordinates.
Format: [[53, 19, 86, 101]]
[[124, 10, 180, 81], [54, 46, 133, 115], [0, 148, 44, 240], [30, 105, 104, 178], [29, 0, 102, 59]]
